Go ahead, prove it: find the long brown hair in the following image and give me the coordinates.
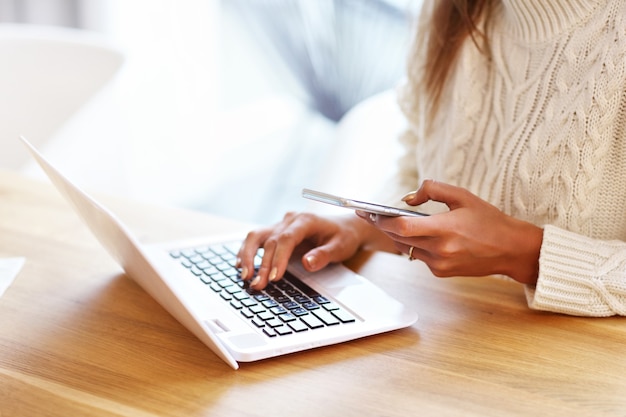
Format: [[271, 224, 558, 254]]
[[423, 0, 493, 115]]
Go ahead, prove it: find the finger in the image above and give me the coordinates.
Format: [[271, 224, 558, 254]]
[[237, 228, 272, 280], [238, 213, 297, 283], [412, 179, 470, 210], [250, 213, 317, 289], [265, 224, 310, 284], [393, 240, 435, 267], [371, 213, 428, 236], [355, 210, 378, 223], [393, 241, 413, 258], [251, 237, 276, 289], [302, 234, 358, 272]]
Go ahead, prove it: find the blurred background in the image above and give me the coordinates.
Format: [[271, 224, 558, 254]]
[[0, 0, 422, 225]]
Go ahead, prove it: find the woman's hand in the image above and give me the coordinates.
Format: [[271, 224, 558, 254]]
[[237, 212, 390, 290], [359, 180, 544, 285]]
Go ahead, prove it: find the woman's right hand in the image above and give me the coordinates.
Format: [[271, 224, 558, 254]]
[[236, 212, 379, 290]]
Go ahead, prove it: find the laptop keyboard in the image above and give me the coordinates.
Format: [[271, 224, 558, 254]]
[[170, 242, 355, 337]]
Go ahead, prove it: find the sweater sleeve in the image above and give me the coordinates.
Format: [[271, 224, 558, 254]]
[[526, 224, 626, 316]]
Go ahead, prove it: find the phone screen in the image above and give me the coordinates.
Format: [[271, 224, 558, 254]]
[[302, 188, 428, 217]]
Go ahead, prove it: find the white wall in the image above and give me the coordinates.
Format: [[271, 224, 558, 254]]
[[15, 0, 421, 224], [19, 0, 338, 224]]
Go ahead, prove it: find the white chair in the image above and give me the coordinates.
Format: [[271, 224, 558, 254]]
[[0, 23, 124, 170]]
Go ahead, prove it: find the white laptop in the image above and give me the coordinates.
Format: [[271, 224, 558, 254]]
[[20, 136, 417, 369]]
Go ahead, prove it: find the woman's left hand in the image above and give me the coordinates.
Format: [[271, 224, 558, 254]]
[[358, 180, 543, 285]]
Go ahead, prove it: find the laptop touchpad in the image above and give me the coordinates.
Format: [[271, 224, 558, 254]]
[[308, 264, 364, 289], [226, 333, 267, 349]]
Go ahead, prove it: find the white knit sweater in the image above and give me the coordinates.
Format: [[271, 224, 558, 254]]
[[395, 0, 626, 316]]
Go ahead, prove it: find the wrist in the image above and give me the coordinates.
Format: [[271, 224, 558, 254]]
[[505, 218, 543, 285], [341, 214, 396, 253]]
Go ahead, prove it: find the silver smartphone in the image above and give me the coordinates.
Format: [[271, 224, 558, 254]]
[[302, 188, 428, 217]]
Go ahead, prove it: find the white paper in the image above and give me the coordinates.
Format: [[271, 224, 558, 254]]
[[0, 257, 25, 298]]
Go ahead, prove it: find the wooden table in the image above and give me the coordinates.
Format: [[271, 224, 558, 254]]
[[1, 170, 625, 417]]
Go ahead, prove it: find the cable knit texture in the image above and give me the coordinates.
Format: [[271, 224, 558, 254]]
[[396, 0, 626, 316]]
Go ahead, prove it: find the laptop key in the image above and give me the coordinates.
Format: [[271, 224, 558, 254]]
[[266, 318, 284, 328], [249, 304, 266, 314], [283, 301, 299, 310], [263, 327, 277, 337], [288, 320, 309, 332], [241, 298, 257, 307], [291, 307, 309, 317], [279, 313, 297, 322], [270, 306, 288, 315], [257, 311, 274, 321], [312, 295, 330, 304], [332, 309, 356, 323], [301, 315, 324, 329], [275, 325, 293, 336], [322, 302, 341, 311], [224, 286, 242, 295], [302, 302, 320, 310], [313, 310, 340, 326], [234, 292, 251, 301], [241, 309, 254, 319]]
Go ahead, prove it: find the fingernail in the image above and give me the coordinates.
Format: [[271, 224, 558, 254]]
[[250, 275, 261, 287], [269, 267, 279, 282], [241, 266, 249, 280], [401, 191, 417, 202], [305, 255, 316, 269]]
